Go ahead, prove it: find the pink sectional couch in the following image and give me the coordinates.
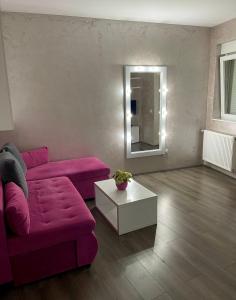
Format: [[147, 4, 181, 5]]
[[0, 147, 110, 286]]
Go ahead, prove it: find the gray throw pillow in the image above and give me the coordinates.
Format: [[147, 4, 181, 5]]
[[1, 143, 27, 174], [0, 151, 28, 198]]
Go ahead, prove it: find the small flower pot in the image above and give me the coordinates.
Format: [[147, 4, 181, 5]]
[[116, 181, 128, 191]]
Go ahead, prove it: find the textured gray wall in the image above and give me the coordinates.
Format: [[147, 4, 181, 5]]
[[0, 16, 13, 130], [0, 13, 210, 173], [206, 18, 236, 135]]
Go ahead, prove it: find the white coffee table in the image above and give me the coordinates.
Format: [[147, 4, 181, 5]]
[[95, 179, 157, 235]]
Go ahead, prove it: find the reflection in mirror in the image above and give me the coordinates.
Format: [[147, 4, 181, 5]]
[[124, 66, 167, 158], [220, 54, 236, 121], [130, 73, 160, 152]]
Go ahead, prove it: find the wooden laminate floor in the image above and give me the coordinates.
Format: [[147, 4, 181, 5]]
[[2, 166, 236, 300]]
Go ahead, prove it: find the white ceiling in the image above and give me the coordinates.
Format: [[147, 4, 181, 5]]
[[1, 0, 236, 27]]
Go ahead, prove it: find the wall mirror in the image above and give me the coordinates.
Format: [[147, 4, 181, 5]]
[[220, 53, 236, 121], [124, 65, 167, 158]]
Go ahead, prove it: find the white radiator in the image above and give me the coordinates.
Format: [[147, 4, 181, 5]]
[[202, 130, 236, 172]]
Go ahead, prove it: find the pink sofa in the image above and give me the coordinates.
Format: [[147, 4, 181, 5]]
[[0, 148, 110, 286]]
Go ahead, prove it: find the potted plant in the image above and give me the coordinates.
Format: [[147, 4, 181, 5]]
[[113, 170, 132, 190]]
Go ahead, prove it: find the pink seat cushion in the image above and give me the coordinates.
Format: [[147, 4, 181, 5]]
[[7, 176, 95, 256], [21, 147, 48, 169], [5, 182, 30, 236], [26, 156, 110, 181]]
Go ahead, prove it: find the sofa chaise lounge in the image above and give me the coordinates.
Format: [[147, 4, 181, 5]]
[[0, 146, 110, 286], [22, 146, 110, 199]]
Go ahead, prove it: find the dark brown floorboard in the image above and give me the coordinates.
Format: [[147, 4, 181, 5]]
[[2, 166, 236, 299]]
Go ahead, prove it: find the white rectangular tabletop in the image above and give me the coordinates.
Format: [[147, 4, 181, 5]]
[[95, 179, 157, 206]]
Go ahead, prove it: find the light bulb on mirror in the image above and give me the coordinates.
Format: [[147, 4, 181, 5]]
[[162, 108, 167, 118], [163, 86, 168, 95], [162, 130, 167, 139], [159, 87, 168, 95], [126, 87, 132, 96], [127, 132, 132, 143], [136, 66, 145, 72], [127, 112, 132, 119]]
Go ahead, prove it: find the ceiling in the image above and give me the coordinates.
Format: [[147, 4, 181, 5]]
[[1, 0, 236, 27]]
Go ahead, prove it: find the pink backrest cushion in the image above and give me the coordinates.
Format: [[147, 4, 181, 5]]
[[5, 182, 30, 236], [21, 147, 48, 169]]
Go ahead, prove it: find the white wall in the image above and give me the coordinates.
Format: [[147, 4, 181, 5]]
[[0, 13, 210, 173]]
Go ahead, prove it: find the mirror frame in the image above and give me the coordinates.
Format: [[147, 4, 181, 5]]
[[124, 65, 167, 159], [220, 53, 236, 121]]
